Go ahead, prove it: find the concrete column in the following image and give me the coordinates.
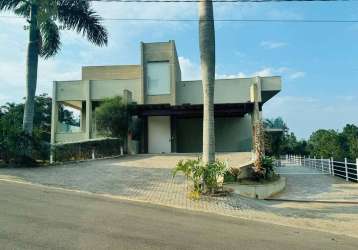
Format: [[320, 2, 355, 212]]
[[80, 104, 86, 132], [50, 82, 58, 145], [140, 42, 145, 104], [85, 80, 92, 140], [50, 81, 58, 163], [123, 89, 132, 154]]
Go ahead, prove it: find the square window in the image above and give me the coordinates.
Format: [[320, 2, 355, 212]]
[[147, 62, 170, 95]]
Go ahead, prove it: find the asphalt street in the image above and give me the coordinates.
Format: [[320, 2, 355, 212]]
[[0, 180, 357, 250]]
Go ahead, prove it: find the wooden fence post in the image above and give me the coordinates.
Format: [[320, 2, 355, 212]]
[[314, 156, 316, 169], [331, 157, 334, 176], [321, 156, 324, 172]]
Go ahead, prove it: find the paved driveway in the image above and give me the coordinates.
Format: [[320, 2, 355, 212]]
[[1, 154, 358, 238], [276, 165, 358, 201], [0, 154, 252, 216]]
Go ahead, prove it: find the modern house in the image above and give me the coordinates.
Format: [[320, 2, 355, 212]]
[[51, 40, 281, 154]]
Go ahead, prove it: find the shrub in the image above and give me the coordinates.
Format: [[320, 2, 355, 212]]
[[172, 158, 204, 194], [223, 170, 237, 183], [172, 158, 228, 197], [95, 96, 132, 140], [203, 161, 227, 193], [53, 138, 122, 162], [0, 128, 45, 166], [251, 156, 278, 181]]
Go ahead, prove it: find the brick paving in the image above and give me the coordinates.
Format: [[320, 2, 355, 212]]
[[0, 154, 253, 216]]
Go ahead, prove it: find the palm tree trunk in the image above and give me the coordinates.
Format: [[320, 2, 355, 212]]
[[23, 1, 39, 135], [199, 0, 215, 164]]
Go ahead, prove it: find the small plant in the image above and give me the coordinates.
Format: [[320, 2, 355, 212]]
[[223, 170, 237, 183], [172, 158, 228, 198], [251, 156, 278, 181], [262, 156, 279, 180], [172, 158, 204, 194], [203, 161, 227, 193]]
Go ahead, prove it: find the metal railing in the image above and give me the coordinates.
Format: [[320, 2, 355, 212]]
[[280, 154, 358, 182]]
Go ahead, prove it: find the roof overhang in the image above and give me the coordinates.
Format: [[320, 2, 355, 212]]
[[134, 103, 256, 118]]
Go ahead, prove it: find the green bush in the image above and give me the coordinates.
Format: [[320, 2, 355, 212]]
[[0, 94, 52, 165], [0, 128, 46, 166], [95, 96, 132, 140], [223, 170, 237, 183], [172, 158, 228, 197], [203, 161, 227, 193], [53, 139, 122, 162]]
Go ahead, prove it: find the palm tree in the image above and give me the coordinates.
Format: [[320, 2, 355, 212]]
[[0, 0, 108, 135], [199, 0, 215, 164]]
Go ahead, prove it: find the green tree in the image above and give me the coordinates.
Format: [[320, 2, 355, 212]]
[[264, 117, 287, 156], [199, 0, 216, 164], [264, 117, 287, 131], [309, 129, 344, 160], [340, 124, 358, 160], [0, 0, 108, 136], [95, 96, 132, 144], [58, 104, 80, 127], [0, 94, 52, 163]]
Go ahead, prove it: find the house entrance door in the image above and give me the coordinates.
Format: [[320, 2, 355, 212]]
[[148, 116, 171, 153]]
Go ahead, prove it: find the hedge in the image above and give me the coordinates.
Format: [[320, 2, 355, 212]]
[[53, 138, 122, 162]]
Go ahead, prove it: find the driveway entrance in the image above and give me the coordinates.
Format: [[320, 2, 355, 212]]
[[275, 165, 357, 201]]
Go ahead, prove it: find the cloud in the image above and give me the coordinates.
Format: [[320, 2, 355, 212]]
[[289, 71, 306, 80], [260, 41, 287, 49], [178, 57, 201, 80], [179, 57, 305, 81]]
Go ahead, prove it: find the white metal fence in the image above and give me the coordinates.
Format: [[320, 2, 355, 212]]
[[280, 154, 358, 182]]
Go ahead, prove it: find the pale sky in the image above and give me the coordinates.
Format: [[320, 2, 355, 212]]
[[1, 1, 358, 139]]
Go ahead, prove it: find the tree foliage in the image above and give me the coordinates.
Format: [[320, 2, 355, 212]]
[[0, 94, 52, 163], [0, 0, 108, 136], [1, 0, 108, 59], [95, 96, 132, 141], [265, 117, 358, 161]]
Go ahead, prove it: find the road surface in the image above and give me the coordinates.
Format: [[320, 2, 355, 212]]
[[0, 180, 357, 250]]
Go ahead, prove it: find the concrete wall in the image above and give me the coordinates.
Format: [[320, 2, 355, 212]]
[[175, 116, 252, 153], [90, 79, 141, 103], [142, 41, 177, 105], [55, 132, 86, 144], [176, 76, 281, 105], [82, 65, 140, 80], [56, 81, 86, 101], [177, 78, 254, 105]]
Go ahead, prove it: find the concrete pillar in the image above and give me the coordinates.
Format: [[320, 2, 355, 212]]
[[85, 80, 92, 140], [50, 82, 58, 145], [50, 81, 58, 163], [123, 89, 133, 154]]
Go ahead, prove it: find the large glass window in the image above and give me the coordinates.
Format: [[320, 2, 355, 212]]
[[146, 61, 171, 95]]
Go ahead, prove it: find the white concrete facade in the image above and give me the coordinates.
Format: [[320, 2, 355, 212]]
[[50, 40, 282, 154]]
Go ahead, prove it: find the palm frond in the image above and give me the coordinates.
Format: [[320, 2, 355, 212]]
[[57, 0, 108, 47], [13, 1, 30, 17], [39, 18, 61, 58], [0, 0, 22, 11]]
